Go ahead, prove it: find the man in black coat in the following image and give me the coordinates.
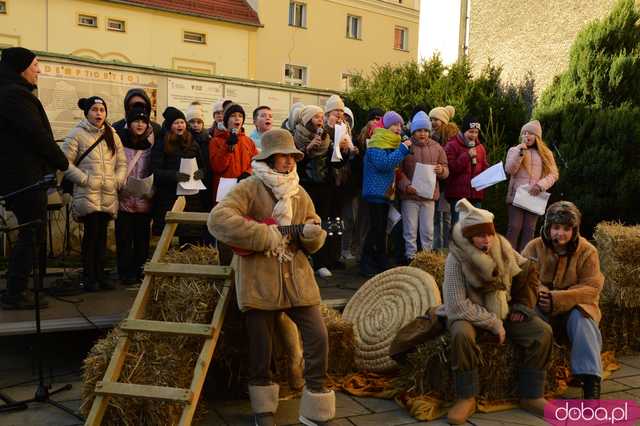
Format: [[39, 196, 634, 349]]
[[0, 47, 69, 309]]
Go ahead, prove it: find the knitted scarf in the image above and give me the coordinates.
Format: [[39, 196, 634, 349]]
[[251, 160, 300, 226], [368, 128, 401, 150], [449, 223, 525, 319]]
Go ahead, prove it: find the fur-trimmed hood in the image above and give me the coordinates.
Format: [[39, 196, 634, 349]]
[[449, 223, 527, 319]]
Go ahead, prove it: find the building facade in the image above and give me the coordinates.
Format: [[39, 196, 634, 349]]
[[462, 0, 632, 91], [0, 0, 419, 92]]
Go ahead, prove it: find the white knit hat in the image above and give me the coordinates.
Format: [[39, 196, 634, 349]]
[[324, 94, 345, 113], [300, 105, 323, 125], [186, 102, 204, 122], [212, 99, 226, 114], [456, 198, 495, 238]]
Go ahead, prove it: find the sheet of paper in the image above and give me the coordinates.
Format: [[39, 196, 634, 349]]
[[387, 205, 402, 234], [512, 184, 551, 216], [331, 124, 345, 162], [216, 177, 238, 202], [177, 185, 198, 196], [178, 158, 207, 191], [411, 163, 436, 199], [470, 161, 507, 190], [125, 175, 154, 197]]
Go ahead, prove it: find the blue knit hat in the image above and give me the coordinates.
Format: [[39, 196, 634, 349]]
[[410, 111, 432, 134], [382, 111, 404, 129]]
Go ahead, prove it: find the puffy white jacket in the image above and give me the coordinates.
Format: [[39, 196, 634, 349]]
[[62, 119, 127, 220]]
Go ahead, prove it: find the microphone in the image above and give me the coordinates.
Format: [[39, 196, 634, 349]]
[[229, 127, 238, 151], [468, 140, 477, 166], [316, 127, 323, 137]]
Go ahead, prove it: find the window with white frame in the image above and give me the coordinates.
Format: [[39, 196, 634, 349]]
[[394, 26, 408, 50], [78, 14, 98, 27], [0, 2, 6, 14], [183, 31, 206, 44], [107, 18, 126, 32], [284, 64, 308, 86], [346, 15, 362, 40], [288, 2, 307, 28], [341, 73, 356, 91]]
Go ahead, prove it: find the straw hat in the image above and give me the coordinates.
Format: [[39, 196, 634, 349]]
[[342, 266, 442, 372], [253, 128, 304, 161]]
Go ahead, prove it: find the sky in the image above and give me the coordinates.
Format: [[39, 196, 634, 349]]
[[418, 0, 461, 65]]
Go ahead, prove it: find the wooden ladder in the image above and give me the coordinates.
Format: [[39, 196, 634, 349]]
[[85, 197, 233, 426]]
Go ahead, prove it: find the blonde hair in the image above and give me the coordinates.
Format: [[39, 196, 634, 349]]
[[522, 135, 557, 177]]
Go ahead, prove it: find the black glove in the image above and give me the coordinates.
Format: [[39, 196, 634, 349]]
[[176, 172, 190, 182], [227, 132, 238, 150], [238, 172, 251, 181], [193, 168, 205, 181]]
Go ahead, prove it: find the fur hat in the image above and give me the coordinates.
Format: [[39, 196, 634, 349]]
[[186, 102, 204, 122], [324, 95, 345, 113], [521, 119, 542, 139], [456, 198, 495, 239], [78, 96, 108, 117], [253, 129, 304, 162], [462, 115, 481, 133], [1, 47, 36, 74], [410, 111, 432, 134], [162, 106, 186, 130], [300, 105, 323, 126], [223, 103, 245, 128], [429, 105, 455, 125], [542, 201, 581, 253], [382, 111, 404, 129]]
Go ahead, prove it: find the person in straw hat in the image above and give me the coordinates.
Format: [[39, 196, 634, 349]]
[[208, 129, 335, 426], [443, 199, 552, 424], [522, 201, 604, 399]]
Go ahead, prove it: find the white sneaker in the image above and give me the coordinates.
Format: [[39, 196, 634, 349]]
[[341, 250, 356, 260], [315, 267, 332, 278]]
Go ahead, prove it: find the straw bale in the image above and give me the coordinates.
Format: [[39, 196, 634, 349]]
[[409, 251, 446, 288], [81, 245, 222, 425], [321, 305, 355, 375], [601, 302, 640, 354]]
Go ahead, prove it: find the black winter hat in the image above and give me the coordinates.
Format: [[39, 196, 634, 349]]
[[223, 103, 245, 128], [126, 103, 150, 125], [78, 96, 108, 117], [162, 106, 186, 130], [123, 88, 152, 115], [1, 47, 36, 74], [367, 108, 384, 122], [461, 115, 481, 133]]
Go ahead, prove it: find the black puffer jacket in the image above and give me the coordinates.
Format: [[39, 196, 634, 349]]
[[0, 64, 68, 195]]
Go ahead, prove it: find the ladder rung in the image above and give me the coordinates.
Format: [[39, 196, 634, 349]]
[[94, 381, 193, 402], [120, 319, 214, 336], [144, 263, 232, 279], [165, 211, 209, 225]]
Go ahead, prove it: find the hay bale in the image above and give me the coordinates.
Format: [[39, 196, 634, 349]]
[[594, 222, 640, 307], [601, 303, 640, 354], [81, 245, 221, 425], [409, 251, 446, 288], [321, 305, 355, 375], [396, 333, 570, 402]]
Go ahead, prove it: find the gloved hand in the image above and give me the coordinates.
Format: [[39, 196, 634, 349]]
[[193, 168, 205, 181], [302, 224, 323, 240], [176, 172, 190, 182], [265, 224, 284, 251], [227, 132, 238, 150]]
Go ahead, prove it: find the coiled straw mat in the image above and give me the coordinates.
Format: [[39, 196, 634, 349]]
[[343, 266, 441, 373]]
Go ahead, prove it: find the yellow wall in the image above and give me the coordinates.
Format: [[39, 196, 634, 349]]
[[1, 0, 255, 78], [254, 0, 420, 90]]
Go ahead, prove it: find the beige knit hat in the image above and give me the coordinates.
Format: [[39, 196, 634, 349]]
[[186, 102, 204, 122], [456, 198, 496, 238], [324, 94, 345, 113], [300, 105, 323, 125], [212, 99, 226, 114], [429, 105, 455, 125], [521, 119, 542, 139], [253, 129, 304, 161]]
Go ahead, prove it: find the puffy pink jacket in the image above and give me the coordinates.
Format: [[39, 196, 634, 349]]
[[505, 146, 558, 203], [444, 133, 489, 201], [119, 143, 153, 214]]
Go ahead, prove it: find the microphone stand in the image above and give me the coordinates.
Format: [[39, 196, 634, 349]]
[[0, 179, 84, 421]]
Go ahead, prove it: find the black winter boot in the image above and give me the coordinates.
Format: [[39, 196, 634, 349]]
[[582, 375, 601, 400]]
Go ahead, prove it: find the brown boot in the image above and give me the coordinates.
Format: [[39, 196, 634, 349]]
[[447, 397, 476, 425], [520, 398, 548, 417]]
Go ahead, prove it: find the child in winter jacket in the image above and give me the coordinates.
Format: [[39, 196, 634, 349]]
[[505, 120, 559, 251], [62, 97, 127, 291], [115, 105, 154, 285], [397, 111, 449, 260], [360, 111, 411, 277]]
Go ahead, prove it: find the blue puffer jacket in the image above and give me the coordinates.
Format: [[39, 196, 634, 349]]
[[362, 144, 410, 204]]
